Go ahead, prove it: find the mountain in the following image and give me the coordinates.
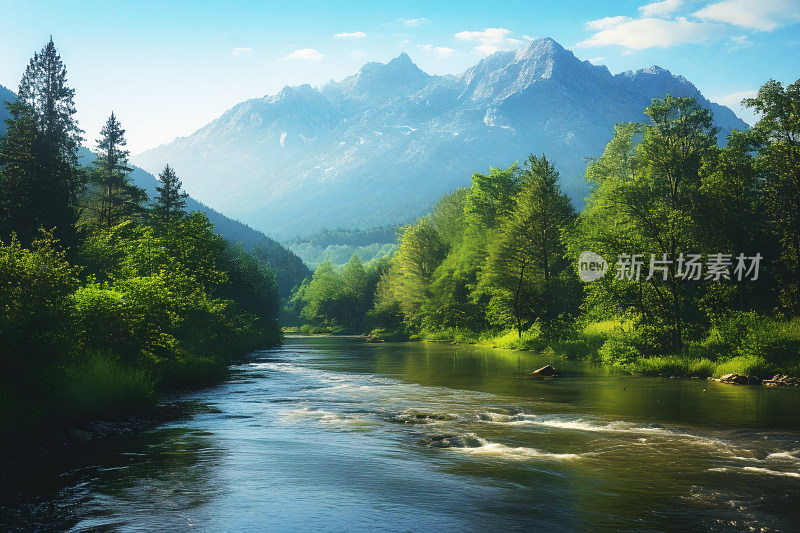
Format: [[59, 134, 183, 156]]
[[0, 84, 15, 137], [133, 37, 749, 239]]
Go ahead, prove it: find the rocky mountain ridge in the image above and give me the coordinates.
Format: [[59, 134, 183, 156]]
[[133, 37, 748, 238]]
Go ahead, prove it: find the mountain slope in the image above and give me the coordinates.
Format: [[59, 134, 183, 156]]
[[133, 38, 749, 239], [0, 84, 15, 137], [77, 149, 310, 297]]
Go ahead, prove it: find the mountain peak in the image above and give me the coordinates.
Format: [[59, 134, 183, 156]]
[[515, 36, 571, 63], [329, 52, 430, 102], [388, 52, 413, 66]]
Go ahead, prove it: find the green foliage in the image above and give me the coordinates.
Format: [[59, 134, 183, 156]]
[[0, 41, 284, 441], [287, 254, 387, 333], [0, 38, 83, 246], [567, 95, 750, 353], [59, 352, 156, 420], [0, 233, 80, 370], [744, 79, 800, 313], [481, 155, 578, 338]]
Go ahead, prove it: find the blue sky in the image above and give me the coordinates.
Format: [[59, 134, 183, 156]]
[[1, 0, 798, 154]]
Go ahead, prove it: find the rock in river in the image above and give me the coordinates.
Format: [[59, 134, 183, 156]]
[[527, 365, 558, 378], [717, 373, 750, 385]]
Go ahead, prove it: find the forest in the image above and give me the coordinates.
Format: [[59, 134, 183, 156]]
[[0, 39, 282, 438], [287, 81, 800, 379]]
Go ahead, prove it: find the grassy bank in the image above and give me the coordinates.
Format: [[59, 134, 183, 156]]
[[0, 328, 279, 443], [386, 314, 800, 380]]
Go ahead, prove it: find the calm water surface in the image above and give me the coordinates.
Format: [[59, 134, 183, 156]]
[[3, 336, 800, 531]]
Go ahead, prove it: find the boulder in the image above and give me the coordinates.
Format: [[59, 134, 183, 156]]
[[718, 373, 749, 385], [527, 365, 558, 378]]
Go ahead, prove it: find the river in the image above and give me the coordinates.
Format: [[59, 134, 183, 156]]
[[3, 336, 800, 531]]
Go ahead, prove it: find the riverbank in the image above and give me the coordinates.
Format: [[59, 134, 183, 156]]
[[0, 334, 281, 455], [381, 316, 800, 386]]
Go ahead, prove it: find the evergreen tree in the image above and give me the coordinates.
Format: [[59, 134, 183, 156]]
[[0, 38, 83, 245], [0, 101, 40, 241], [152, 164, 188, 226], [85, 112, 146, 229]]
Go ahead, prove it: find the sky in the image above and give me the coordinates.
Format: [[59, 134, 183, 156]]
[[0, 0, 798, 155]]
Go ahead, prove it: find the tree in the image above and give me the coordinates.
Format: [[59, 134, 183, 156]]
[[152, 164, 188, 226], [301, 261, 346, 328], [0, 101, 40, 241], [85, 112, 146, 229], [0, 38, 83, 245], [569, 95, 719, 353], [699, 130, 773, 313], [483, 154, 577, 337], [341, 253, 369, 329], [744, 79, 800, 314]]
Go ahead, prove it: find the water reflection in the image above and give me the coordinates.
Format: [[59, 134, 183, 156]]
[[1, 426, 221, 531]]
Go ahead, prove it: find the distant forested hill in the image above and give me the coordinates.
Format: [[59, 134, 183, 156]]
[[77, 148, 309, 297]]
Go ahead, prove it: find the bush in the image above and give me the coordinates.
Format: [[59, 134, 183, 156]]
[[0, 234, 79, 369], [714, 355, 773, 378]]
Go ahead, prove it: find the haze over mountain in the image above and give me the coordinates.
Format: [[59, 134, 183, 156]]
[[83, 152, 311, 297], [134, 37, 748, 239], [0, 84, 15, 137]]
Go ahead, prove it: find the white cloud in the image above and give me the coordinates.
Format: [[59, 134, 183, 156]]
[[621, 49, 635, 56], [523, 35, 534, 41], [282, 48, 324, 61], [232, 47, 253, 55], [694, 0, 800, 31], [728, 34, 753, 48], [587, 56, 606, 63], [639, 0, 682, 18], [418, 44, 457, 58], [587, 16, 632, 31], [351, 49, 367, 58], [579, 16, 723, 49], [455, 27, 519, 56], [403, 18, 430, 26], [335, 31, 366, 39]]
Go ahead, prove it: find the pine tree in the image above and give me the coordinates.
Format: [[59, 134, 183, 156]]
[[152, 164, 188, 226], [85, 112, 146, 228], [0, 37, 83, 245]]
